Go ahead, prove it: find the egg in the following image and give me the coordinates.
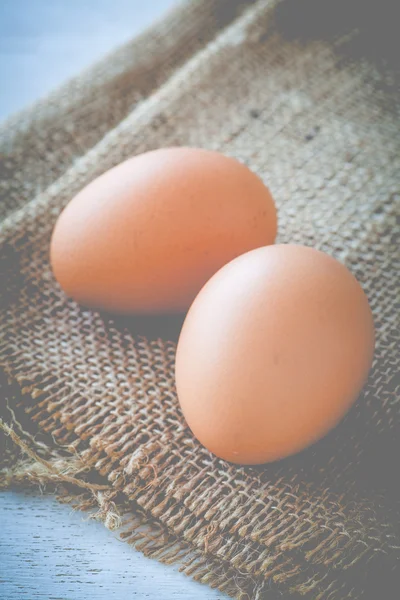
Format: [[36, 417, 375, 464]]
[[50, 147, 277, 313], [175, 245, 375, 465]]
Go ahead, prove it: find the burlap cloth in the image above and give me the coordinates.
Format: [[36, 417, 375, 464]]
[[1, 0, 399, 597]]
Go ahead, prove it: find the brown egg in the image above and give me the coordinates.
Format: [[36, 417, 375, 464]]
[[50, 147, 277, 313], [175, 245, 375, 464]]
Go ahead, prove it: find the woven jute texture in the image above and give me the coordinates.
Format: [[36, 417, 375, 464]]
[[1, 0, 399, 598]]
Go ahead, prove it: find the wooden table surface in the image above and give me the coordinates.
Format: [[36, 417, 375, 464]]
[[1, 3, 228, 598], [0, 0, 179, 119], [0, 491, 229, 600]]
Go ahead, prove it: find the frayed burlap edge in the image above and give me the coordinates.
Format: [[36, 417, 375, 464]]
[[1, 0, 398, 597], [0, 381, 372, 600], [1, 418, 283, 600]]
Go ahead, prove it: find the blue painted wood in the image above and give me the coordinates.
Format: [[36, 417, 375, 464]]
[[0, 491, 228, 599], [0, 0, 178, 119], [0, 4, 229, 596]]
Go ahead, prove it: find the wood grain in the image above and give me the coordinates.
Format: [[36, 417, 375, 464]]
[[0, 491, 228, 600]]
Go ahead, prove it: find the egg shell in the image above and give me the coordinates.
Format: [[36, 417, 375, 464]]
[[50, 147, 277, 313], [175, 244, 375, 465]]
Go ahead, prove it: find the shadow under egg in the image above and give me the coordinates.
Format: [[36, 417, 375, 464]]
[[101, 310, 186, 343]]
